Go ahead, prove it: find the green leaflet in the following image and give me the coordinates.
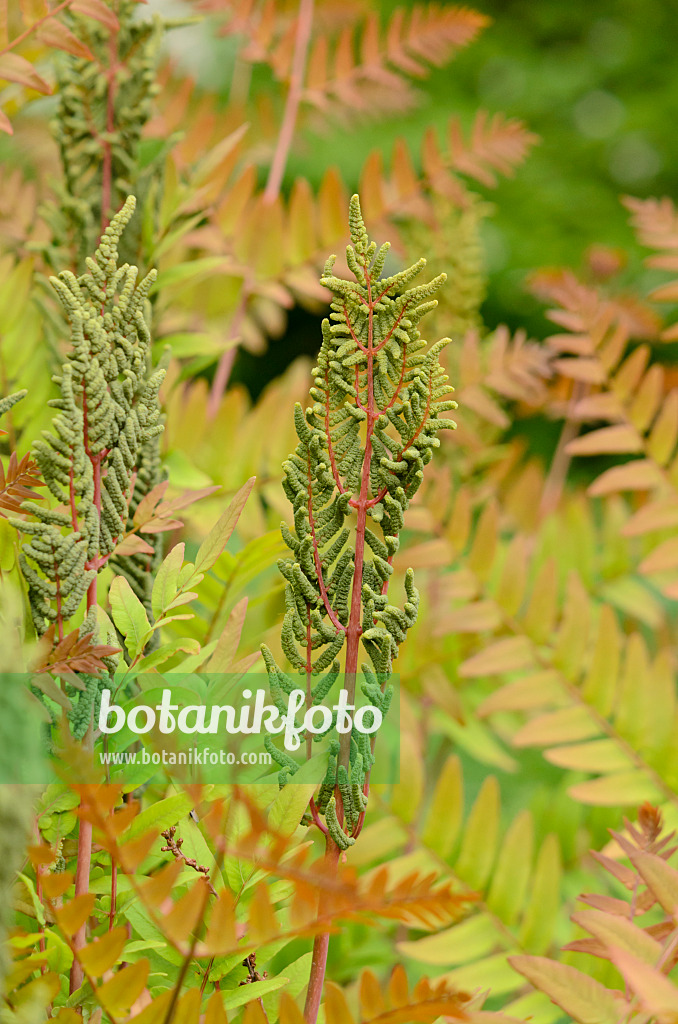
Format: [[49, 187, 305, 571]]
[[109, 576, 152, 659]]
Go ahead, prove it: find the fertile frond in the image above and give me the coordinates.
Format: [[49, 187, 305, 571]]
[[42, 0, 161, 267], [263, 194, 456, 842], [14, 197, 164, 639]]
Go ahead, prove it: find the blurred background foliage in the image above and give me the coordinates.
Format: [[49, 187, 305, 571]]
[[152, 0, 678, 383]]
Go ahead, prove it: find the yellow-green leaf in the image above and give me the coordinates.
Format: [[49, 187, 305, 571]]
[[420, 755, 463, 859], [647, 389, 678, 466], [565, 424, 642, 457], [390, 731, 424, 824], [631, 850, 678, 918], [588, 459, 662, 496], [454, 776, 499, 889], [459, 636, 535, 678], [568, 771, 662, 807], [519, 835, 561, 954], [193, 478, 255, 576], [486, 810, 534, 926], [467, 501, 498, 580], [544, 739, 631, 773], [571, 908, 662, 965], [508, 956, 618, 1023], [478, 671, 564, 716], [552, 573, 589, 679], [513, 706, 598, 748], [581, 604, 620, 716], [109, 575, 151, 658], [398, 913, 497, 966]]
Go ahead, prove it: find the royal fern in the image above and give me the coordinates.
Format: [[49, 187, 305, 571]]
[[262, 195, 456, 833]]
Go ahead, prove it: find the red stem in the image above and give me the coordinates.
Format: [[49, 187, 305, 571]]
[[208, 345, 237, 421], [52, 542, 64, 643], [308, 796, 328, 835], [303, 835, 340, 1023], [100, 33, 118, 235], [68, 462, 78, 532], [69, 786, 93, 993], [109, 861, 117, 931], [324, 369, 348, 493], [263, 0, 314, 203], [0, 0, 74, 58], [208, 278, 250, 419], [85, 453, 102, 608]]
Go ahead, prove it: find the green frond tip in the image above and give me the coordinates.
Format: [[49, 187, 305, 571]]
[[0, 390, 27, 418], [348, 194, 369, 254], [96, 195, 136, 263]]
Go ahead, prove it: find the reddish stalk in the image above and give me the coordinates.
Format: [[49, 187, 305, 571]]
[[539, 381, 585, 519], [85, 453, 102, 608], [68, 463, 78, 532], [0, 0, 74, 58], [208, 345, 237, 421], [210, 0, 314, 418], [303, 834, 341, 1023], [208, 276, 250, 419], [308, 797, 328, 835], [100, 33, 118, 235], [109, 861, 117, 930], [52, 542, 64, 644], [263, 0, 314, 203], [69, 773, 93, 992]]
